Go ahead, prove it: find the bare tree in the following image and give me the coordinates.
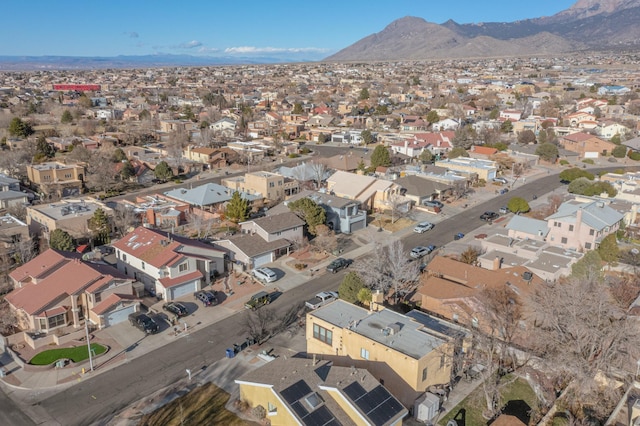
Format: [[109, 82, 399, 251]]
[[384, 193, 410, 224], [528, 275, 640, 422], [85, 150, 120, 193], [242, 307, 275, 344], [186, 210, 216, 239], [111, 204, 139, 239], [312, 224, 338, 255], [309, 161, 328, 189]]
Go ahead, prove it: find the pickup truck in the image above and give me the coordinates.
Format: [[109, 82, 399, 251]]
[[305, 291, 339, 310]]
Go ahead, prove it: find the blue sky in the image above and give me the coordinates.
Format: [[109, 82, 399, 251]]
[[1, 0, 577, 60]]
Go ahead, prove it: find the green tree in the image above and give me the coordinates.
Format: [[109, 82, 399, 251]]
[[287, 198, 326, 236], [8, 117, 34, 138], [49, 229, 75, 252], [359, 88, 370, 100], [598, 234, 619, 264], [360, 129, 374, 145], [535, 142, 559, 162], [612, 145, 627, 158], [120, 161, 135, 180], [357, 159, 366, 172], [568, 177, 594, 195], [375, 105, 389, 115], [317, 133, 328, 144], [489, 108, 499, 120], [559, 168, 594, 183], [357, 287, 372, 307], [112, 148, 127, 162], [370, 145, 391, 169], [338, 272, 365, 303], [225, 191, 250, 223], [154, 161, 173, 182], [447, 147, 469, 159], [60, 110, 73, 124], [507, 197, 530, 214], [500, 120, 513, 133], [292, 103, 304, 114], [571, 250, 603, 281], [88, 208, 111, 246], [426, 110, 440, 124], [419, 150, 433, 164], [34, 134, 55, 162], [182, 104, 195, 121], [610, 133, 621, 145]]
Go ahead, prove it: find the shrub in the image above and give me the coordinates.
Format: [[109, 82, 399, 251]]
[[294, 263, 307, 270], [581, 159, 595, 165], [288, 153, 300, 158], [559, 159, 569, 165], [629, 151, 640, 161], [252, 405, 266, 420]]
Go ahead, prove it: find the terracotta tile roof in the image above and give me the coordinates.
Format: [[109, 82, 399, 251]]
[[158, 270, 202, 289], [92, 294, 139, 315], [471, 146, 498, 156], [9, 249, 74, 284], [41, 306, 67, 317]]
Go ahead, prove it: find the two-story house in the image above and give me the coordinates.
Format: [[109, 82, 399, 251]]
[[236, 356, 408, 426], [222, 171, 300, 202], [6, 249, 139, 338], [112, 227, 225, 300], [26, 199, 113, 242], [26, 161, 85, 198], [326, 171, 407, 213], [307, 298, 468, 409], [0, 174, 28, 211], [182, 146, 228, 169]]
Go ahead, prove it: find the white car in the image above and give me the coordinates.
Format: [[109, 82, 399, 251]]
[[413, 222, 434, 233], [252, 267, 278, 283], [410, 246, 431, 259]]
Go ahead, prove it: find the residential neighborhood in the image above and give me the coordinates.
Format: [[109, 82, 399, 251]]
[[0, 52, 640, 425]]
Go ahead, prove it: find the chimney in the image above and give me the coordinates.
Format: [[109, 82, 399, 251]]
[[371, 290, 384, 312], [493, 256, 502, 270], [312, 353, 317, 366]]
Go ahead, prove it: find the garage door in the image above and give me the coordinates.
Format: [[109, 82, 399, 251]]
[[170, 281, 196, 300], [252, 252, 272, 268], [584, 152, 599, 158], [105, 304, 136, 327]]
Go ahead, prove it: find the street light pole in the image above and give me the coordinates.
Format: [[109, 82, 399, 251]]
[[85, 321, 94, 372]]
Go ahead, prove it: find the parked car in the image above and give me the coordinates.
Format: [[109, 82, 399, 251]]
[[194, 290, 217, 307], [480, 211, 499, 221], [128, 313, 159, 334], [326, 258, 352, 273], [410, 246, 432, 259], [163, 302, 188, 317], [492, 177, 508, 185], [422, 200, 444, 208], [499, 206, 509, 214], [413, 221, 434, 233], [252, 267, 278, 283], [244, 291, 271, 310], [454, 232, 465, 240], [499, 188, 509, 195]]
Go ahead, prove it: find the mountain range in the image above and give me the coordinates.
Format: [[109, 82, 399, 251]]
[[325, 0, 640, 61]]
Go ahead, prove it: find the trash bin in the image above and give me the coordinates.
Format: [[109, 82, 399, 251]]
[[225, 348, 235, 358]]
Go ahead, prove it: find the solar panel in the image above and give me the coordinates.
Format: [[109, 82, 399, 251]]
[[281, 380, 313, 404], [302, 405, 340, 426], [290, 401, 309, 418], [343, 381, 366, 401], [349, 385, 405, 426], [368, 398, 405, 426]]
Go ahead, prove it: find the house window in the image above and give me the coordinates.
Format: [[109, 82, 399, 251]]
[[440, 355, 446, 368], [267, 402, 277, 415], [47, 313, 66, 329], [179, 263, 188, 272], [141, 262, 145, 270], [95, 293, 102, 303], [361, 348, 370, 360], [312, 323, 333, 345], [422, 367, 428, 381], [269, 182, 275, 188], [569, 225, 574, 231], [589, 229, 595, 236], [554, 222, 560, 227], [38, 318, 46, 329], [64, 173, 71, 178], [561, 237, 567, 244], [122, 254, 127, 262], [585, 242, 592, 249]]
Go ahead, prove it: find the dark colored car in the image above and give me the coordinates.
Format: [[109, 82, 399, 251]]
[[244, 291, 271, 310], [163, 302, 188, 317], [480, 211, 499, 221], [128, 313, 159, 334], [194, 290, 217, 307], [326, 258, 352, 273], [454, 232, 465, 240]]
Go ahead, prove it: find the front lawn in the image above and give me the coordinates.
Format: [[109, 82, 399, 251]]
[[439, 376, 538, 426], [29, 343, 107, 365]]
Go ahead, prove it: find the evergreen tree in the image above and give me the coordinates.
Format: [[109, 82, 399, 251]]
[[288, 198, 326, 236], [154, 161, 173, 182], [225, 191, 250, 223], [88, 208, 111, 246], [8, 117, 34, 138], [338, 272, 366, 303], [370, 145, 391, 169], [60, 110, 73, 124], [49, 229, 75, 252]]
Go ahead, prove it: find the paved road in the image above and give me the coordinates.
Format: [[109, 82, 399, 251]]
[[0, 389, 35, 426]]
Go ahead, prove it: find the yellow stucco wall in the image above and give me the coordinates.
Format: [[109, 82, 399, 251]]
[[238, 383, 298, 426]]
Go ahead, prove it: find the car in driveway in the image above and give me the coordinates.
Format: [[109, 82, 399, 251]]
[[413, 221, 434, 233], [493, 177, 508, 185], [244, 291, 271, 310], [163, 302, 188, 317], [422, 200, 444, 208], [454, 232, 465, 240], [194, 290, 217, 307], [410, 246, 433, 259], [326, 258, 352, 273], [128, 313, 159, 334], [480, 211, 499, 221], [252, 267, 278, 283]]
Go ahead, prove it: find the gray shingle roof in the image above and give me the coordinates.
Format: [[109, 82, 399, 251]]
[[249, 212, 305, 234], [546, 200, 623, 230], [164, 183, 260, 207], [505, 215, 549, 237]]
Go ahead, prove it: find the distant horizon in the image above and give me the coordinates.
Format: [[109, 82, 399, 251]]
[[2, 1, 576, 61]]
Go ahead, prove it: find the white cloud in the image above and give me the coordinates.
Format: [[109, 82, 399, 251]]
[[179, 40, 203, 49], [224, 46, 329, 54], [198, 47, 220, 53]]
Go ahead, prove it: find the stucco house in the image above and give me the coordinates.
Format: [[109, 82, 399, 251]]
[[558, 132, 617, 159]]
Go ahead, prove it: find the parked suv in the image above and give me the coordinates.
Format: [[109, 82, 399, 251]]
[[194, 290, 217, 307], [252, 267, 278, 283], [326, 258, 352, 273], [163, 302, 188, 317], [410, 246, 432, 259], [244, 291, 271, 310], [413, 222, 434, 233], [128, 313, 159, 334], [422, 200, 444, 208], [480, 211, 499, 221]]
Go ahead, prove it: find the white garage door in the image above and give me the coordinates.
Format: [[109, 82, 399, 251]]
[[584, 152, 599, 158], [170, 281, 196, 300], [252, 252, 272, 268], [105, 305, 136, 327]]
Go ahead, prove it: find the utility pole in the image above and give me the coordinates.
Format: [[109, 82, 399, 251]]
[[85, 321, 94, 372]]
